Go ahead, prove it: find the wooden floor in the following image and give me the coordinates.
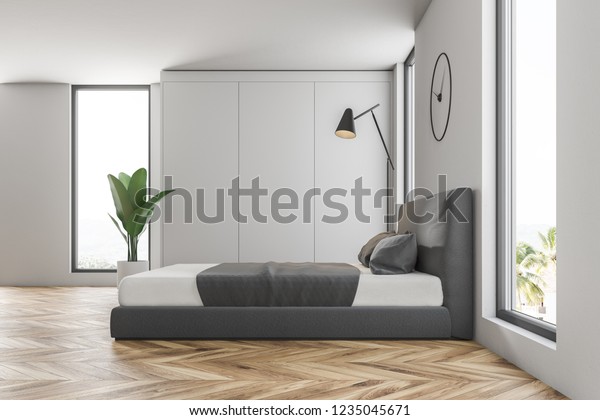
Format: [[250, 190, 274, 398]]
[[0, 287, 566, 400]]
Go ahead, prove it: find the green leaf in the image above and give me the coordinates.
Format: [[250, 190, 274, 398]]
[[118, 172, 131, 190], [124, 207, 153, 237], [122, 189, 175, 238], [141, 189, 175, 210], [108, 213, 127, 243], [107, 174, 134, 222], [128, 168, 147, 209]]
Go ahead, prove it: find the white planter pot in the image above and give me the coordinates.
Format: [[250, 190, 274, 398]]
[[117, 260, 149, 287]]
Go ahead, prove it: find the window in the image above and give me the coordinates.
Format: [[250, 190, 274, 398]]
[[404, 48, 415, 201], [72, 86, 150, 272], [497, 0, 556, 340]]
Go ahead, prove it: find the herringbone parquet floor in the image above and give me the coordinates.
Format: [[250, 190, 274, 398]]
[[0, 287, 566, 400]]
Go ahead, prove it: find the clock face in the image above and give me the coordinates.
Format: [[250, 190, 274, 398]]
[[430, 52, 452, 141]]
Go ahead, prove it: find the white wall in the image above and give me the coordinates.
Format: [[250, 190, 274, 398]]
[[415, 0, 600, 399], [551, 0, 600, 397], [0, 84, 115, 286], [314, 80, 391, 262], [239, 82, 315, 262], [415, 0, 490, 357], [415, 0, 484, 193], [160, 71, 396, 264], [150, 83, 162, 269], [161, 81, 240, 265]]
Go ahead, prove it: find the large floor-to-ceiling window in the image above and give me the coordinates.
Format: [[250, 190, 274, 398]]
[[72, 86, 150, 271], [498, 0, 556, 340]]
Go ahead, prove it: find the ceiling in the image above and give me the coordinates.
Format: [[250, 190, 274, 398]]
[[0, 0, 431, 84]]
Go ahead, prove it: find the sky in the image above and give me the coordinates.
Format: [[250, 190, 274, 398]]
[[514, 0, 557, 226]]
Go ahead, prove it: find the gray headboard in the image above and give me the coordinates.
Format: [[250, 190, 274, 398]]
[[396, 188, 473, 339]]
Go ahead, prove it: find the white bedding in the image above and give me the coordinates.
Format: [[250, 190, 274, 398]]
[[118, 263, 443, 307]]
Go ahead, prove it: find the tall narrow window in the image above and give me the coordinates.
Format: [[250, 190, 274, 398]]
[[72, 86, 150, 271], [404, 48, 415, 201], [498, 0, 556, 340]]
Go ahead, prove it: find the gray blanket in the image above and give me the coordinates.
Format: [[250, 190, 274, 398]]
[[196, 262, 360, 307]]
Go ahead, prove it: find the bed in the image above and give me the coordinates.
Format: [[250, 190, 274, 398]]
[[110, 187, 472, 340]]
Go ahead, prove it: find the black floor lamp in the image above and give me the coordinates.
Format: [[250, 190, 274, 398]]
[[334, 103, 395, 171]]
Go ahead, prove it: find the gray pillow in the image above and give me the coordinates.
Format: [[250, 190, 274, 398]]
[[358, 232, 397, 267], [369, 233, 417, 275]]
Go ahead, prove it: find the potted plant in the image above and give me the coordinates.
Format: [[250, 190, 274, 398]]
[[108, 168, 174, 285]]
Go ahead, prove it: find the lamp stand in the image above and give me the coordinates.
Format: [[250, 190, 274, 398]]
[[354, 104, 395, 171]]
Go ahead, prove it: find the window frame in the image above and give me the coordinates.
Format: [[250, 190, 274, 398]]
[[71, 85, 151, 273], [404, 48, 415, 202], [496, 0, 556, 341]]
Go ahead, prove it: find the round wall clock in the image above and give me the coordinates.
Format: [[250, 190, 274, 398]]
[[429, 52, 452, 141]]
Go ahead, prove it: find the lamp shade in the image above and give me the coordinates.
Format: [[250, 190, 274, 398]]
[[335, 108, 356, 139]]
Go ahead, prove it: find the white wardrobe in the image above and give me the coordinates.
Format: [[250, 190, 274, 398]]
[[160, 71, 393, 265]]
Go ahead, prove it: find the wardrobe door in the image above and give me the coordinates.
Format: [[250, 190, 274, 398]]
[[162, 82, 238, 264], [239, 83, 315, 262], [315, 82, 391, 262]]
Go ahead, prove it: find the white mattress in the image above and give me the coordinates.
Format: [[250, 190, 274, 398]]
[[118, 263, 443, 307]]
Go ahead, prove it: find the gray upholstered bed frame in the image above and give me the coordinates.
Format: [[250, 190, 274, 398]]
[[111, 187, 473, 340]]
